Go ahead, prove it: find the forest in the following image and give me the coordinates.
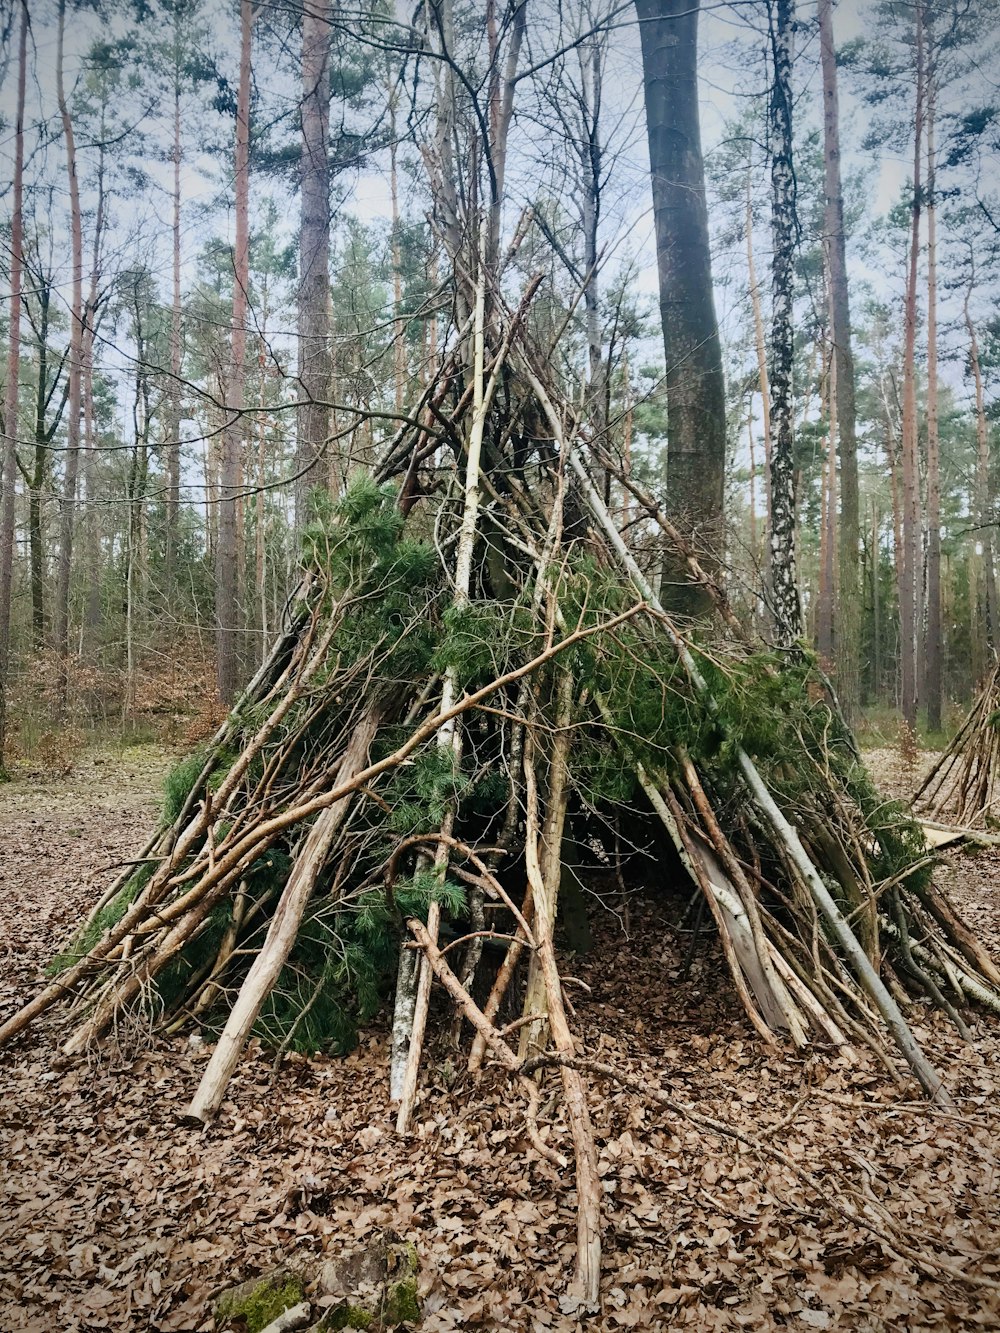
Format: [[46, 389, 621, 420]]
[[2, 0, 1000, 1329]]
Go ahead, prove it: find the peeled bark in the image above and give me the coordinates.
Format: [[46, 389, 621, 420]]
[[0, 0, 27, 771], [186, 705, 381, 1122], [767, 0, 803, 647], [295, 0, 333, 518], [635, 0, 727, 610]]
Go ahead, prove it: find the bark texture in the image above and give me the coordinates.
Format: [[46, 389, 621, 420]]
[[217, 0, 253, 704], [635, 0, 727, 612], [818, 0, 860, 715], [295, 0, 333, 519], [924, 69, 942, 732], [0, 0, 27, 771], [767, 0, 803, 647], [54, 0, 84, 703], [898, 0, 925, 729]]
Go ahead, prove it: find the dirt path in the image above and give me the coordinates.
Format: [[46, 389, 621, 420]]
[[1, 748, 999, 1331]]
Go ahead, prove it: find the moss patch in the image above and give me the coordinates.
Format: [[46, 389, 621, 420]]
[[382, 1275, 420, 1325], [320, 1302, 375, 1330], [215, 1271, 305, 1332]]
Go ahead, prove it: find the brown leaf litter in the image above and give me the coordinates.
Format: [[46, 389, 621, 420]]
[[1, 748, 999, 1331]]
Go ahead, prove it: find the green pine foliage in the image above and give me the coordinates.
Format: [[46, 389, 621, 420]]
[[70, 477, 932, 1055]]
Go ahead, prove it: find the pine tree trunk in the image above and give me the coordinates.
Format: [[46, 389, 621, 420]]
[[54, 0, 84, 712], [767, 0, 803, 647], [923, 68, 942, 732], [635, 0, 727, 610], [818, 0, 860, 719], [817, 343, 836, 663], [899, 1, 925, 729], [217, 0, 253, 704], [0, 0, 27, 771], [295, 0, 333, 518], [966, 283, 997, 677]]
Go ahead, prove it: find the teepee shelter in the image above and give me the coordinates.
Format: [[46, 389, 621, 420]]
[[913, 661, 1000, 831], [3, 287, 1000, 1307]]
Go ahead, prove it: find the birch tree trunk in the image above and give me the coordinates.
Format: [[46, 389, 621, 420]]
[[217, 0, 253, 704], [0, 0, 27, 773], [767, 0, 803, 647], [295, 0, 333, 519], [54, 0, 84, 712], [746, 167, 772, 538], [635, 0, 727, 610], [818, 0, 860, 718]]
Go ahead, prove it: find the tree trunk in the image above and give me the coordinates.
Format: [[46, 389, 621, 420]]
[[635, 0, 727, 610], [767, 0, 803, 647], [746, 167, 772, 538], [54, 0, 84, 710], [166, 51, 183, 599], [817, 342, 836, 664], [965, 279, 997, 678], [818, 0, 860, 719], [899, 0, 925, 729], [295, 0, 333, 519], [0, 0, 27, 772], [580, 33, 606, 446], [217, 0, 253, 704], [389, 86, 406, 416], [83, 127, 107, 651], [923, 67, 942, 732]]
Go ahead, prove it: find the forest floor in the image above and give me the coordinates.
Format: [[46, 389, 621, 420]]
[[1, 745, 999, 1332]]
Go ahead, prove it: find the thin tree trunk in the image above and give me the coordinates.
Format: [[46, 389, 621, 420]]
[[746, 166, 772, 532], [819, 0, 860, 719], [767, 0, 803, 646], [635, 0, 727, 608], [817, 341, 837, 664], [166, 48, 183, 599], [899, 0, 925, 729], [872, 501, 881, 704], [54, 0, 84, 711], [0, 0, 27, 772], [580, 33, 605, 445], [295, 0, 333, 518], [389, 86, 406, 416], [217, 0, 253, 704], [965, 278, 997, 676], [83, 127, 107, 650], [923, 67, 942, 731]]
